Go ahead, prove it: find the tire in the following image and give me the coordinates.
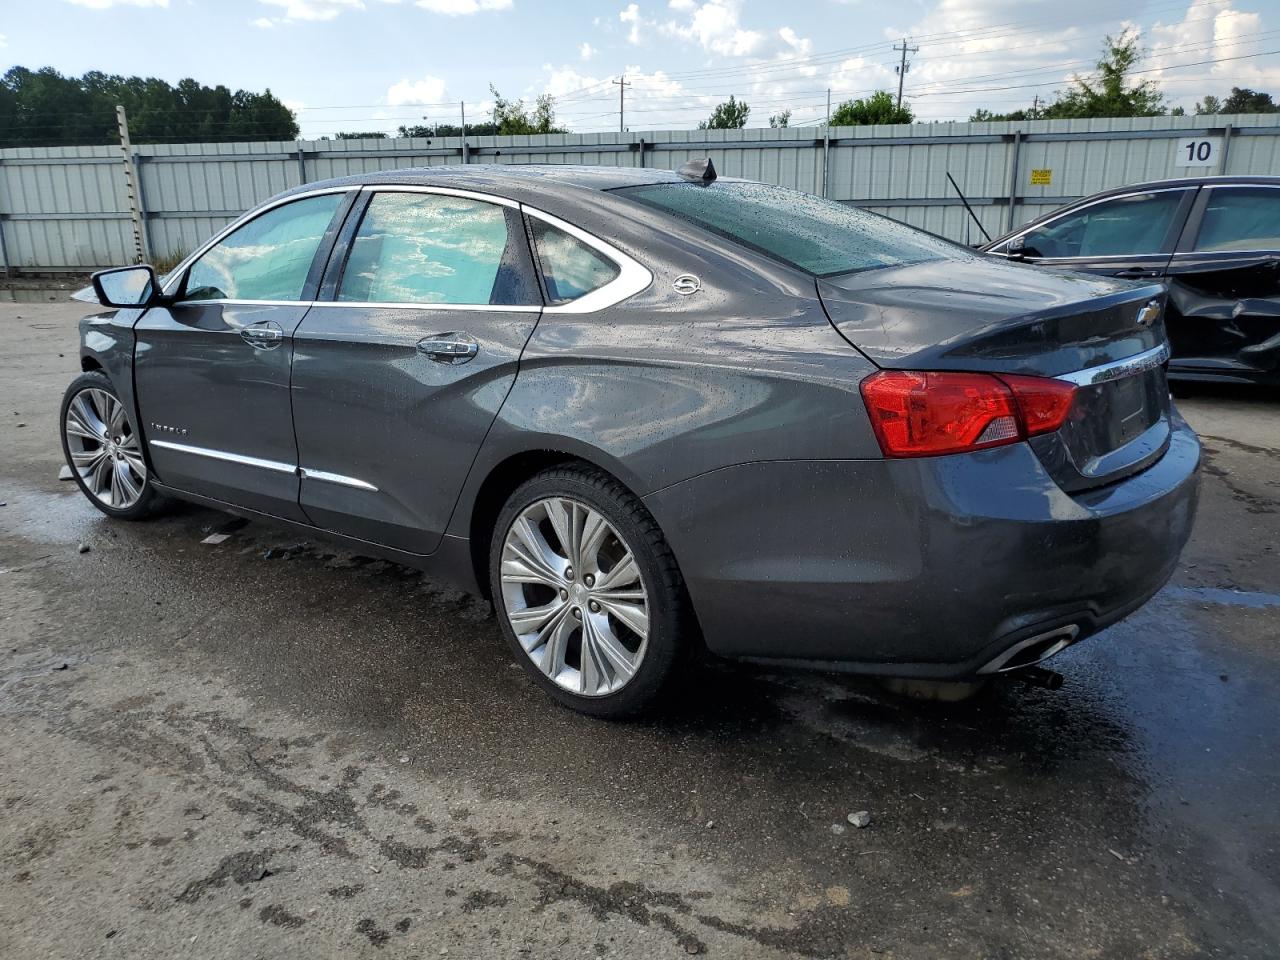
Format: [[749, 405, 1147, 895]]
[[489, 464, 690, 717], [59, 371, 162, 521]]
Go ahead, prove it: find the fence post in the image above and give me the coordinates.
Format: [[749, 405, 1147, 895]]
[[296, 143, 307, 184], [1219, 122, 1234, 175], [116, 105, 148, 264], [0, 158, 9, 278], [1006, 130, 1023, 233]]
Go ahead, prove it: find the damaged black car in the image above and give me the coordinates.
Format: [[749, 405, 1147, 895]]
[[983, 176, 1280, 385]]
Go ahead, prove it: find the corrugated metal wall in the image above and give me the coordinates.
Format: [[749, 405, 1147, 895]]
[[3, 114, 1278, 272]]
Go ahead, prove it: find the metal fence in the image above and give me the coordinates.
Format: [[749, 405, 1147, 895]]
[[3, 113, 1279, 273]]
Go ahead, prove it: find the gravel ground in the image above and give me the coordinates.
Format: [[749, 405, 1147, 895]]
[[2, 300, 1278, 959]]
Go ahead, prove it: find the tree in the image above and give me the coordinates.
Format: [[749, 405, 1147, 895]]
[[830, 91, 912, 125], [1221, 87, 1278, 113], [334, 131, 387, 139], [397, 122, 501, 138], [1194, 95, 1222, 115], [0, 65, 298, 146], [489, 85, 564, 135], [768, 109, 791, 128], [698, 95, 750, 130], [1042, 30, 1164, 119]]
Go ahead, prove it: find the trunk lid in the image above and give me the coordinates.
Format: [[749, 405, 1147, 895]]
[[819, 256, 1172, 491]]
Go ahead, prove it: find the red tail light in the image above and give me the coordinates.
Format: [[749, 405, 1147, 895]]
[[860, 370, 1076, 458]]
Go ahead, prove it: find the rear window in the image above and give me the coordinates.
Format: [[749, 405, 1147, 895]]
[[616, 181, 960, 277]]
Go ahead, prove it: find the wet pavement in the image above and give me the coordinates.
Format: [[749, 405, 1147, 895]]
[[1, 301, 1278, 959]]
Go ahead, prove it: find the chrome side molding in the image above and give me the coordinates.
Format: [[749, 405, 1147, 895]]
[[149, 440, 377, 491], [1056, 342, 1170, 387]]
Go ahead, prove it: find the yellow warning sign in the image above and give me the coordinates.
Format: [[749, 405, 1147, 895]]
[[1030, 169, 1053, 186]]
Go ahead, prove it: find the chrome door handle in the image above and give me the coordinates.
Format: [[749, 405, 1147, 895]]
[[241, 322, 284, 349], [1112, 268, 1160, 279], [417, 333, 479, 364]]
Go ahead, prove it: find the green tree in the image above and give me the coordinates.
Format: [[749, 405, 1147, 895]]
[[1221, 87, 1278, 113], [831, 91, 912, 125], [0, 66, 298, 146], [489, 85, 564, 135], [768, 109, 791, 128], [1042, 30, 1164, 119], [698, 95, 750, 130], [1194, 94, 1223, 115], [334, 131, 388, 139], [397, 122, 501, 137]]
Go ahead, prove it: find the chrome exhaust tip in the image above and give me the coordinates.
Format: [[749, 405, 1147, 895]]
[[978, 625, 1080, 675]]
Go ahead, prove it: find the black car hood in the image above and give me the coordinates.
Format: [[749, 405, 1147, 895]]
[[817, 256, 1167, 377]]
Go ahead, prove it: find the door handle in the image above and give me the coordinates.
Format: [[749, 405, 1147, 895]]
[[1112, 268, 1160, 279], [417, 333, 478, 364], [241, 321, 284, 349]]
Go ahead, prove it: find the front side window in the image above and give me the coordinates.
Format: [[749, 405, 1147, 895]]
[[1018, 191, 1185, 259], [183, 192, 344, 302], [338, 192, 531, 305], [530, 219, 620, 304], [616, 180, 961, 276], [1194, 188, 1280, 252]]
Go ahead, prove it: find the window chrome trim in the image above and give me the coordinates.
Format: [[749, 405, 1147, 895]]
[[298, 467, 378, 492], [307, 301, 541, 313], [357, 183, 520, 208], [160, 186, 355, 296], [522, 205, 652, 314], [1055, 342, 1170, 387], [172, 298, 319, 308], [149, 439, 296, 473]]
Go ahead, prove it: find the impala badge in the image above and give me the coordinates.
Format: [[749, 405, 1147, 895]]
[[1136, 300, 1161, 327], [673, 274, 700, 296]]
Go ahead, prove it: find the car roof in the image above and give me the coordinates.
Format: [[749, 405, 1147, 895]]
[[274, 163, 692, 208]]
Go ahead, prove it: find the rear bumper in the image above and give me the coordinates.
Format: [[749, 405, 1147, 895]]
[[643, 414, 1201, 678]]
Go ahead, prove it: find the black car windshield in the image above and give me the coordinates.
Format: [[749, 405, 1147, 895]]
[[616, 180, 963, 277]]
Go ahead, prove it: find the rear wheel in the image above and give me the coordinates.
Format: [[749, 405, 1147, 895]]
[[490, 465, 689, 717], [60, 371, 160, 520]]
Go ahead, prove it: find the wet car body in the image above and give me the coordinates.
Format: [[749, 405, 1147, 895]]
[[67, 165, 1200, 708], [982, 176, 1280, 385]]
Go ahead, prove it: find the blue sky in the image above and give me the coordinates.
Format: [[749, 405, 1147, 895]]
[[3, 0, 1279, 137]]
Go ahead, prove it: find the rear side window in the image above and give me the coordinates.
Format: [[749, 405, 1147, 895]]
[[1019, 192, 1185, 259], [1194, 188, 1280, 252], [338, 192, 534, 305], [184, 192, 344, 301], [530, 219, 620, 304], [616, 180, 960, 276]]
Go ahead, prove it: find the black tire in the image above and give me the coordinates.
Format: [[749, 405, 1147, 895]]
[[59, 371, 163, 521], [489, 464, 691, 718]]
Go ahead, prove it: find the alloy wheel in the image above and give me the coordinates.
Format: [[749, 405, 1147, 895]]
[[63, 387, 147, 509], [499, 496, 650, 697]]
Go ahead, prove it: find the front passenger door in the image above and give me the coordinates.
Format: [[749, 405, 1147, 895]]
[[134, 190, 352, 519], [290, 188, 543, 554]]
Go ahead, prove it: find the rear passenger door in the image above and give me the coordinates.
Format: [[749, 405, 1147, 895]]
[[1164, 183, 1280, 375], [290, 187, 543, 555], [995, 188, 1196, 280]]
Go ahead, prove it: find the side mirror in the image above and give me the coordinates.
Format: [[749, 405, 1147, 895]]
[[91, 265, 158, 308], [1006, 235, 1027, 259]]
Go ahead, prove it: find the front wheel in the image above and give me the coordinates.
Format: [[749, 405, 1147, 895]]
[[60, 371, 161, 520], [490, 465, 690, 717]]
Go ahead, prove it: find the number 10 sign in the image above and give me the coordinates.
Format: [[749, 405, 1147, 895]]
[[1175, 137, 1222, 167]]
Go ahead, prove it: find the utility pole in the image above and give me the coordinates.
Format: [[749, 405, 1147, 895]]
[[893, 38, 919, 111], [115, 104, 148, 264], [822, 88, 831, 198], [612, 74, 631, 132], [1030, 95, 1041, 120], [460, 100, 469, 163]]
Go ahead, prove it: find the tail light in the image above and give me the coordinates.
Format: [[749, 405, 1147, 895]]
[[860, 370, 1076, 458]]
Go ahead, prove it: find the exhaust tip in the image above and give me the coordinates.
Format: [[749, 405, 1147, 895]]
[[978, 625, 1080, 675]]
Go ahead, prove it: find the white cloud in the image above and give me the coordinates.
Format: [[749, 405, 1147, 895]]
[[414, 0, 512, 12], [668, 0, 694, 9], [1148, 4, 1280, 111], [251, 16, 274, 27], [64, 0, 168, 7], [259, 0, 364, 21], [620, 3, 642, 44], [387, 74, 449, 105], [580, 41, 597, 60], [0, 34, 6, 47]]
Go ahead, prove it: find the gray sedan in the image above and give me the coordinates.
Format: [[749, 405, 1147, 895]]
[[62, 161, 1200, 716]]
